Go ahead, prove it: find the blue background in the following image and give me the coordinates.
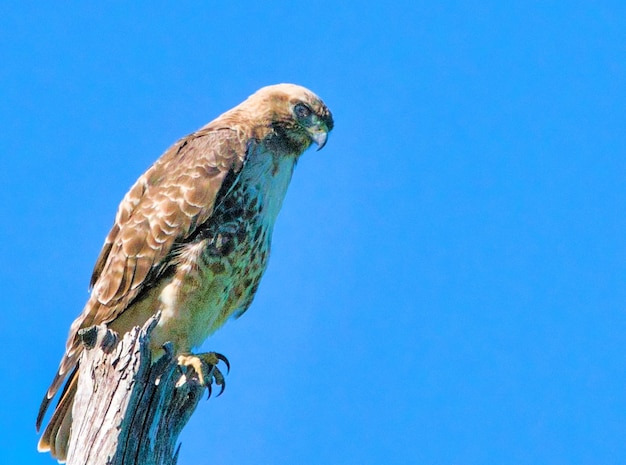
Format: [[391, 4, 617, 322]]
[[2, 2, 625, 464]]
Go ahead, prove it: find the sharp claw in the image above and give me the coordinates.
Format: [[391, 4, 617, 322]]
[[216, 353, 231, 374], [178, 352, 229, 399], [216, 380, 226, 397]]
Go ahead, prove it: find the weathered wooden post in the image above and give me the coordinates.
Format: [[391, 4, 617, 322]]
[[65, 315, 208, 465]]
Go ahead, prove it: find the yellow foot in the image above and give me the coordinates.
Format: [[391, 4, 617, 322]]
[[177, 352, 230, 397]]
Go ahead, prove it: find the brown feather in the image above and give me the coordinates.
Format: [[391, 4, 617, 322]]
[[38, 84, 334, 460], [38, 368, 78, 462], [38, 129, 245, 429]]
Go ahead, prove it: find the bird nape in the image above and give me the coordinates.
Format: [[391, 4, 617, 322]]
[[36, 83, 333, 461]]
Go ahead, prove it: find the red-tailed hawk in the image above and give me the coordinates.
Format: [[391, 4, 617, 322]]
[[36, 84, 333, 461]]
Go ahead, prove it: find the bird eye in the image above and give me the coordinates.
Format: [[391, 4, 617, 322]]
[[294, 103, 312, 119]]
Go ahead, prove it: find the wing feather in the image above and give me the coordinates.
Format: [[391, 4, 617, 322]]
[[38, 127, 247, 429], [92, 128, 245, 308]]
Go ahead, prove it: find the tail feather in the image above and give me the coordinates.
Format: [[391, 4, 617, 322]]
[[37, 369, 79, 463], [36, 353, 79, 431]]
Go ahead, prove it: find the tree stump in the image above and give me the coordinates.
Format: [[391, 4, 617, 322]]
[[65, 315, 207, 465]]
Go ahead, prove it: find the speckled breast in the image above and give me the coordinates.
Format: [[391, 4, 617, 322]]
[[198, 182, 271, 318], [158, 148, 297, 349]]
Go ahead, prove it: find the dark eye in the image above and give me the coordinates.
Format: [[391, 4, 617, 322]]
[[294, 103, 311, 119]]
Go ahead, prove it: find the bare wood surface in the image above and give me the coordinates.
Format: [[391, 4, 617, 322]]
[[66, 315, 206, 465]]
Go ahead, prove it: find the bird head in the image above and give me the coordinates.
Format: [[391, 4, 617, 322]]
[[238, 84, 334, 154]]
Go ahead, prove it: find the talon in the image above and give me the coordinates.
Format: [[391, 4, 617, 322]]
[[216, 379, 226, 397], [177, 352, 229, 398], [216, 353, 231, 374]]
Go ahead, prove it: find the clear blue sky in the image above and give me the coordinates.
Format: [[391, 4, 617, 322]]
[[1, 2, 625, 464]]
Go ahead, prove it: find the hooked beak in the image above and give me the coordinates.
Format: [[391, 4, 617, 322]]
[[308, 125, 329, 151]]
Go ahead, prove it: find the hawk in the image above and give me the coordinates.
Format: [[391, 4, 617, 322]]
[[36, 84, 333, 461]]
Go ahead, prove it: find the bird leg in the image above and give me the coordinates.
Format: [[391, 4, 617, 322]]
[[177, 352, 230, 397]]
